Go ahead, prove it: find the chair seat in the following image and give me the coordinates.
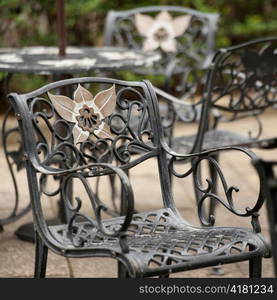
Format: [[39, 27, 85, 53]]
[[172, 130, 253, 153], [49, 208, 269, 277]]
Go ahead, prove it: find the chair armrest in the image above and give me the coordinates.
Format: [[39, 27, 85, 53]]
[[154, 85, 201, 123], [162, 142, 258, 161], [162, 142, 266, 232], [30, 156, 125, 177], [153, 86, 194, 107], [33, 159, 134, 253]]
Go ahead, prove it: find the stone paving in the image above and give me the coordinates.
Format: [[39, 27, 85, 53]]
[[0, 112, 275, 278]]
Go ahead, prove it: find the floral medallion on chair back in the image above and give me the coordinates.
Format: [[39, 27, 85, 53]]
[[134, 11, 191, 53], [26, 81, 157, 171]]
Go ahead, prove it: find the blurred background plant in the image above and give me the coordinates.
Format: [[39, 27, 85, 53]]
[[0, 0, 276, 99]]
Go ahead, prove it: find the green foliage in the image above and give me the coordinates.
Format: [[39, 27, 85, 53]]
[[0, 0, 276, 94], [0, 0, 276, 48]]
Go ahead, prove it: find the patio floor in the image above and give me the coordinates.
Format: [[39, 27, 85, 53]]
[[0, 111, 276, 278]]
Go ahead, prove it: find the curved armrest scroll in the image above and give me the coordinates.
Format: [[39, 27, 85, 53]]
[[163, 143, 266, 231]]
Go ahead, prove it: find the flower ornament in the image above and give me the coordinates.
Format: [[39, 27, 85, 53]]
[[242, 45, 277, 86], [48, 84, 116, 144], [135, 11, 191, 52]]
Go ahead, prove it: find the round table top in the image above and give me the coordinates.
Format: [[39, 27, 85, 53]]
[[0, 46, 161, 75]]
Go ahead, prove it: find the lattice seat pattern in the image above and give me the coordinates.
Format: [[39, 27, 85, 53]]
[[49, 209, 269, 277], [172, 130, 254, 153]]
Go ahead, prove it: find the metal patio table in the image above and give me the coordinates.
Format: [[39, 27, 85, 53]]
[[0, 45, 160, 241], [0, 46, 160, 75]]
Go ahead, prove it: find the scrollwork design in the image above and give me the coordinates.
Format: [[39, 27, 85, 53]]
[[168, 155, 194, 179], [80, 139, 112, 163], [194, 155, 263, 231], [59, 164, 134, 252], [39, 173, 61, 197], [167, 147, 264, 232], [209, 42, 277, 127], [200, 41, 277, 145]]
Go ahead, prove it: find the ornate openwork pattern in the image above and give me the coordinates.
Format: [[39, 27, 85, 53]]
[[210, 43, 277, 115], [204, 38, 277, 141], [169, 37, 277, 159]]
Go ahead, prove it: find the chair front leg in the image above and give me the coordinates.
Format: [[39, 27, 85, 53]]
[[249, 256, 262, 278], [34, 230, 48, 278]]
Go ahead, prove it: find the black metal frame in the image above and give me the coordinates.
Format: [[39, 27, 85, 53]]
[[8, 76, 270, 278]]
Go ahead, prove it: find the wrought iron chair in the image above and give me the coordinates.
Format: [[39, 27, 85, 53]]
[[158, 37, 277, 217], [104, 6, 219, 120], [8, 77, 270, 278], [257, 159, 277, 276]]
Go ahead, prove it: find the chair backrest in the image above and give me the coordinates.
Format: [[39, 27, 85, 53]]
[[196, 37, 277, 146], [8, 78, 174, 217], [9, 78, 165, 169], [104, 6, 219, 74]]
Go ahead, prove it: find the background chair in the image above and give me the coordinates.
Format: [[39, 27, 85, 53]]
[[104, 5, 219, 135], [8, 76, 270, 278], [160, 37, 277, 219], [104, 5, 218, 80]]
